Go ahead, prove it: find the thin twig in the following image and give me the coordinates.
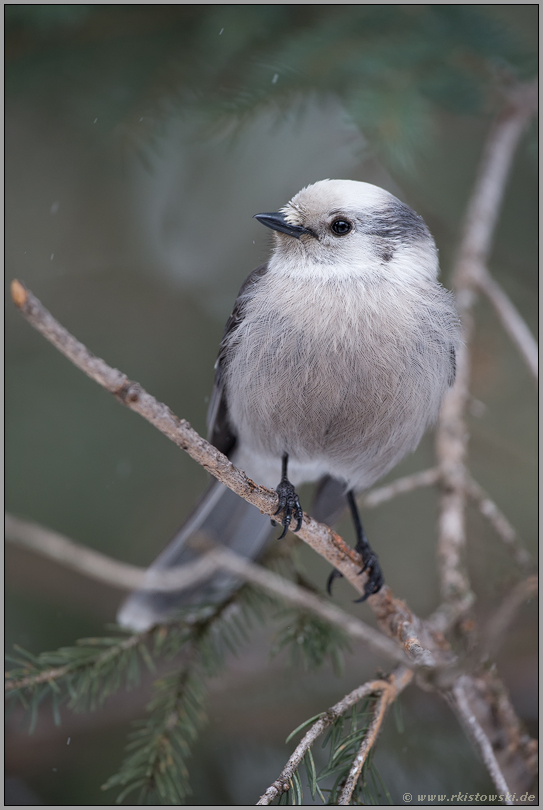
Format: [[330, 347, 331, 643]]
[[4, 513, 413, 669], [477, 270, 538, 383], [10, 280, 442, 669], [5, 513, 223, 593], [465, 477, 534, 573], [449, 677, 512, 803], [336, 690, 389, 805], [453, 80, 538, 296], [482, 576, 538, 662], [359, 467, 440, 509], [256, 667, 412, 805]]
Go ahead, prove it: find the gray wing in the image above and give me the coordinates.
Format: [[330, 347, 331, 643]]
[[118, 262, 272, 631], [207, 262, 269, 455]]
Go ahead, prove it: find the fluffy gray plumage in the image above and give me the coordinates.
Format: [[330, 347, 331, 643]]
[[117, 179, 459, 631], [216, 179, 459, 490]]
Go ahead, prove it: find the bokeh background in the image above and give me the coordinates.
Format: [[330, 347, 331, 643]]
[[5, 5, 537, 806]]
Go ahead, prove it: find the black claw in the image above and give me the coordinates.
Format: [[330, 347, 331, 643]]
[[326, 568, 343, 596], [274, 477, 303, 540], [353, 551, 384, 602]]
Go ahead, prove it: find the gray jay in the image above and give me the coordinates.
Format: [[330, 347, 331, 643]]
[[118, 179, 459, 631]]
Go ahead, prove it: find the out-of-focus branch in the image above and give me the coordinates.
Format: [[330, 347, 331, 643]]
[[482, 576, 538, 662], [449, 672, 537, 802], [434, 80, 538, 797], [450, 677, 512, 803], [362, 469, 533, 575], [5, 513, 222, 593], [466, 477, 534, 573], [359, 467, 440, 509], [256, 667, 412, 806], [452, 80, 538, 298], [4, 513, 412, 669], [10, 280, 443, 670], [477, 270, 537, 383], [478, 669, 538, 783], [435, 79, 538, 617]]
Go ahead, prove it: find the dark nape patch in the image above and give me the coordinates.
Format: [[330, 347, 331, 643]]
[[365, 200, 430, 243]]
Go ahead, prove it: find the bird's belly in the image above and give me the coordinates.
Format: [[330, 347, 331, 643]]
[[227, 335, 434, 490], [223, 275, 453, 490]]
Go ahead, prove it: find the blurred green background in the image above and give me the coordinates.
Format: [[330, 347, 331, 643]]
[[5, 5, 537, 805]]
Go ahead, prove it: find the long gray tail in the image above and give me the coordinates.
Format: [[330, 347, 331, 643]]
[[116, 480, 273, 631]]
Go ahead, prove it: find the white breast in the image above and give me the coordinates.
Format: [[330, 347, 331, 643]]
[[224, 270, 457, 491]]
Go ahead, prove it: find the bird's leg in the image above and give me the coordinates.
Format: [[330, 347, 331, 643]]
[[348, 490, 384, 600], [272, 452, 303, 539], [326, 490, 384, 600]]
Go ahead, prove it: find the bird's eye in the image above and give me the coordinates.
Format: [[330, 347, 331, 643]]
[[330, 219, 352, 236]]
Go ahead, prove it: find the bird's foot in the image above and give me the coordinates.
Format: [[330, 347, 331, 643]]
[[273, 478, 303, 539], [354, 549, 384, 602]]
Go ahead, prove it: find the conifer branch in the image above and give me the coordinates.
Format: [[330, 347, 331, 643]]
[[5, 632, 147, 694], [256, 666, 412, 805], [336, 689, 389, 805]]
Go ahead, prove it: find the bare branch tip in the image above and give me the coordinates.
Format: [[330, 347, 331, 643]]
[[11, 279, 28, 309]]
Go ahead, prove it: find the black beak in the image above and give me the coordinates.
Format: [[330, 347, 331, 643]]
[[254, 212, 311, 239]]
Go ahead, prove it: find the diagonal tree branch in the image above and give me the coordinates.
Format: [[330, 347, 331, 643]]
[[465, 477, 534, 573], [10, 279, 443, 670], [336, 687, 390, 805], [477, 270, 537, 383], [5, 513, 222, 593], [449, 676, 513, 803]]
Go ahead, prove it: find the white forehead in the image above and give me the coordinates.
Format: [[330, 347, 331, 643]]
[[286, 179, 393, 216]]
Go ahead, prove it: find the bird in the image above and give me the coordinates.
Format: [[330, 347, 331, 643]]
[[117, 179, 459, 631]]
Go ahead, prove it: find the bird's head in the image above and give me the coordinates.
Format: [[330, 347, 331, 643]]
[[254, 179, 438, 283]]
